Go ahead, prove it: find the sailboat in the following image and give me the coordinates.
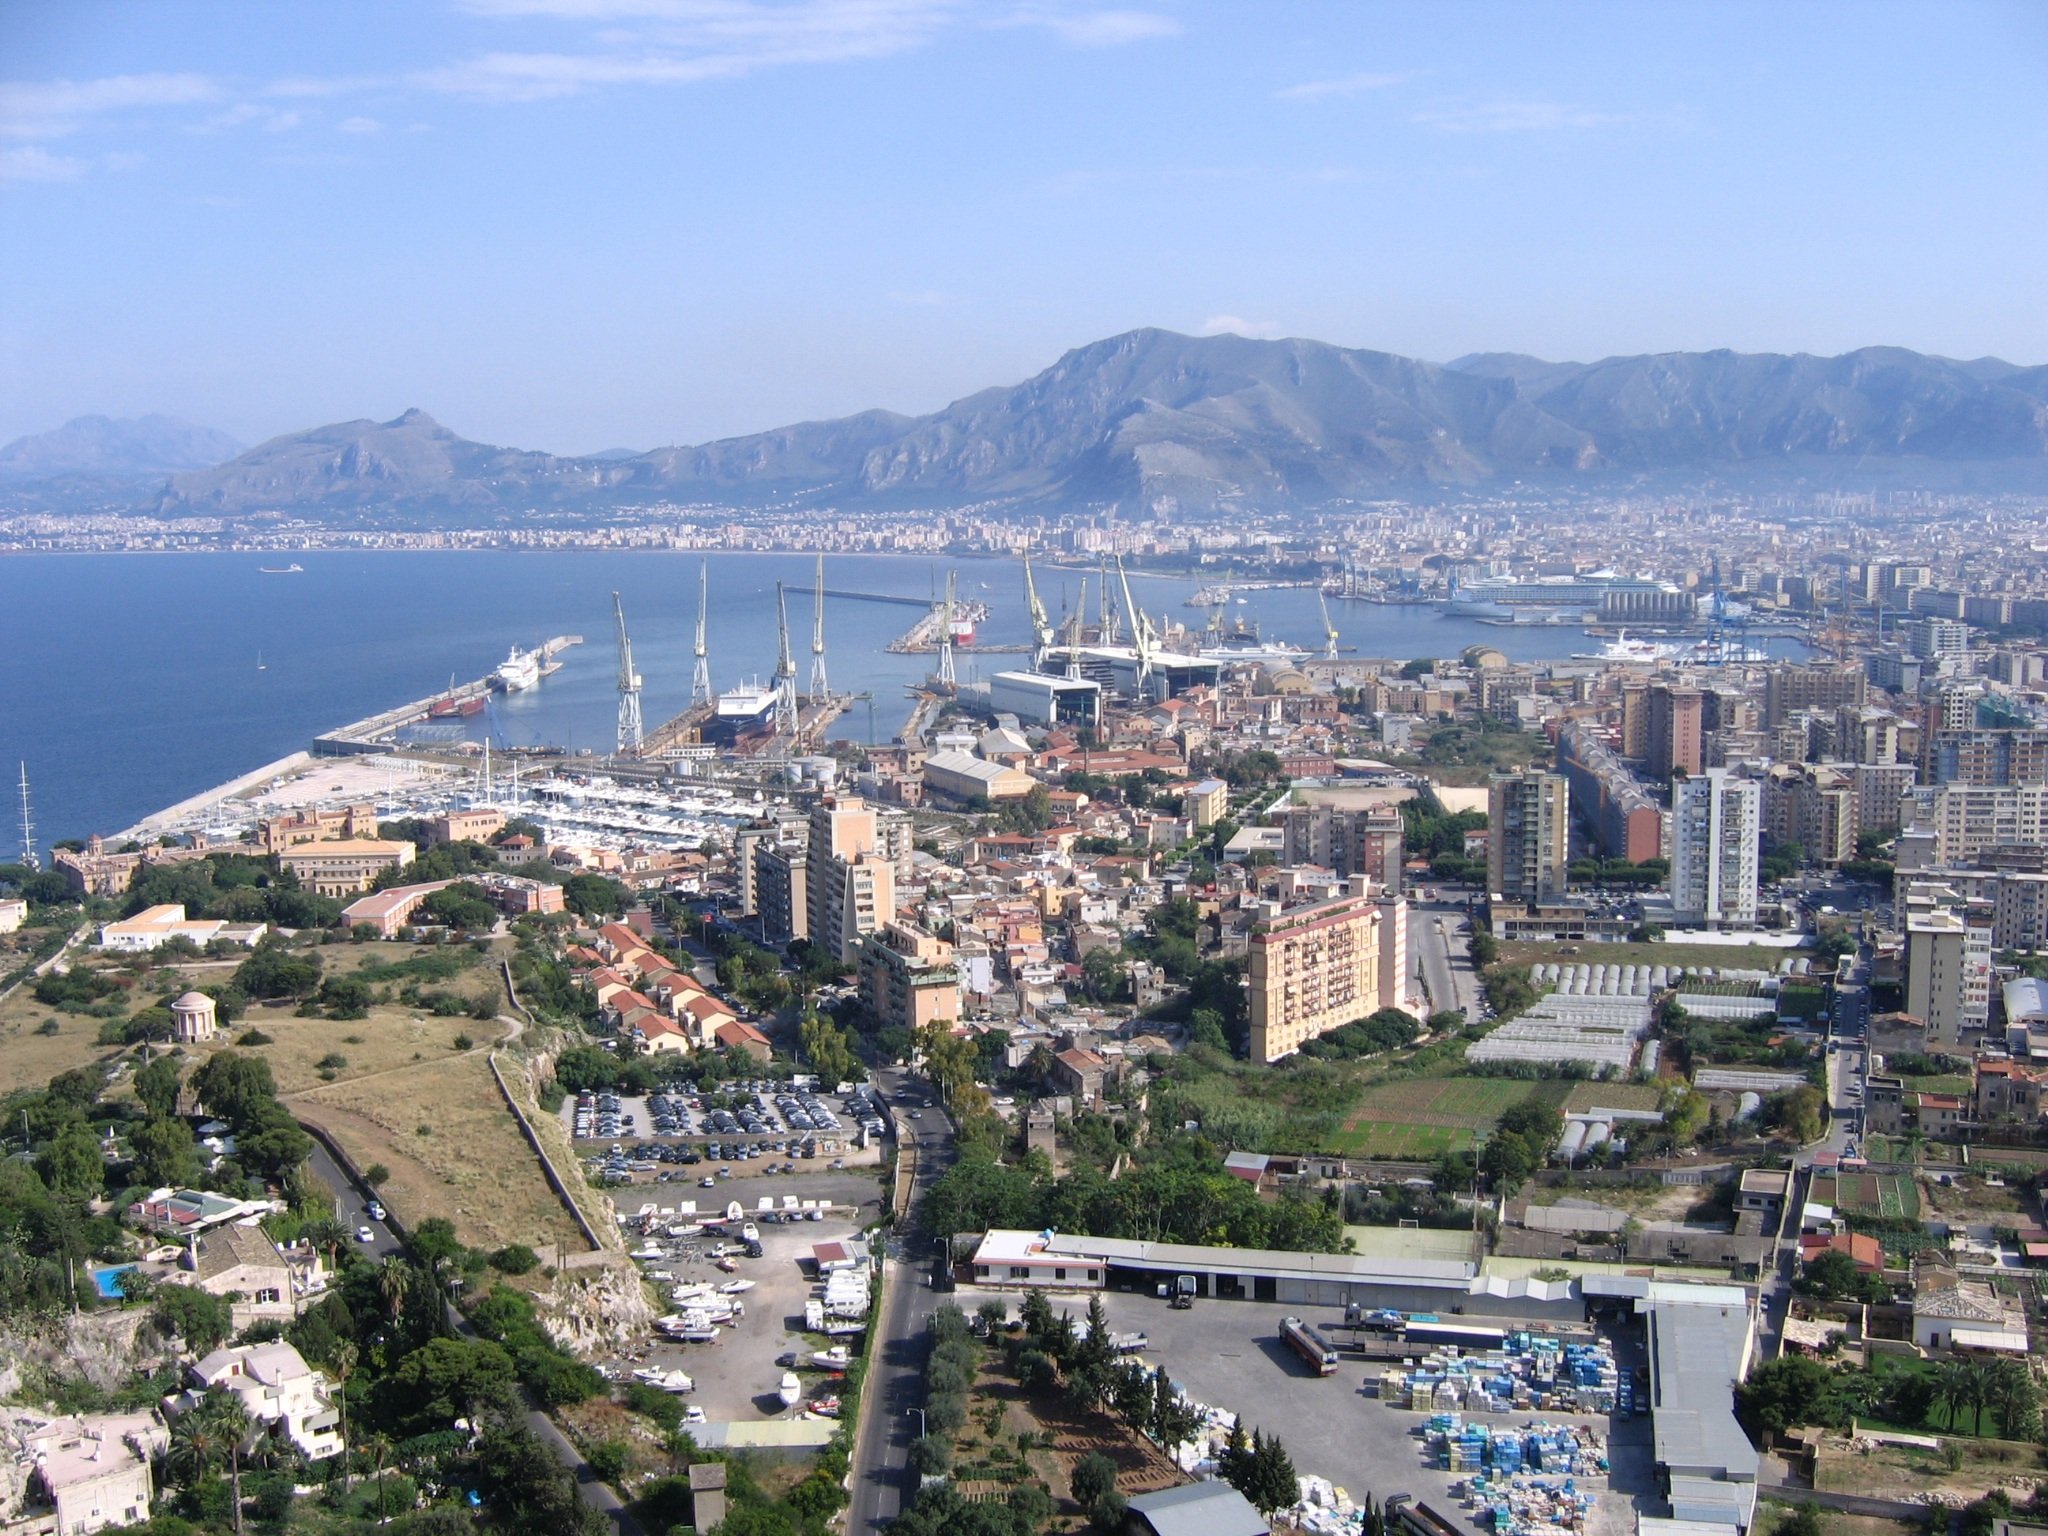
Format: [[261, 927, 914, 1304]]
[[257, 651, 267, 672]]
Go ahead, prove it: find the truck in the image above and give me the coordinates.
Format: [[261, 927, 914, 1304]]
[[1106, 1331, 1150, 1355], [1170, 1275, 1197, 1309], [1281, 1316, 1339, 1376]]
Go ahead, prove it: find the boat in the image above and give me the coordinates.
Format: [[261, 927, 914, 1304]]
[[720, 1279, 756, 1294], [633, 1368, 694, 1393], [492, 646, 542, 692], [256, 652, 266, 672], [948, 616, 976, 645], [776, 1372, 803, 1408], [807, 1396, 842, 1418], [259, 563, 303, 574], [1569, 631, 1679, 666], [810, 1345, 852, 1370], [1185, 584, 1232, 608]]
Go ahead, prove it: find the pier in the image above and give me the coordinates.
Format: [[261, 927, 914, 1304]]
[[883, 599, 1009, 653], [313, 634, 583, 755]]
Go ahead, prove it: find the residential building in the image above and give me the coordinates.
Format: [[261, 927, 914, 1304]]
[[1670, 769, 1760, 929], [1932, 729, 2048, 787], [1993, 873, 2048, 953], [1904, 783, 2048, 865], [1906, 906, 1992, 1049], [169, 1222, 318, 1331], [1487, 770, 1570, 905], [1646, 683, 1704, 781], [1246, 876, 1409, 1063], [858, 921, 963, 1035], [1764, 663, 1867, 729], [753, 838, 809, 944], [428, 809, 506, 845], [806, 797, 897, 963], [1184, 777, 1230, 829], [275, 838, 416, 898], [17, 1412, 167, 1536], [184, 1342, 344, 1461], [96, 904, 267, 953], [1275, 800, 1406, 892], [1906, 617, 1969, 663], [1557, 725, 1663, 863], [0, 896, 26, 934]]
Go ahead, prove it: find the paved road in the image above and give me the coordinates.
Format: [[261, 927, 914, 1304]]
[[1408, 895, 1471, 1017], [846, 1066, 957, 1536]]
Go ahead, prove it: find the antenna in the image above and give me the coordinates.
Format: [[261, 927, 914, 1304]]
[[771, 581, 798, 738], [937, 570, 958, 689], [1318, 588, 1340, 660], [612, 591, 644, 756], [16, 762, 36, 870], [809, 553, 829, 700], [692, 559, 713, 706]]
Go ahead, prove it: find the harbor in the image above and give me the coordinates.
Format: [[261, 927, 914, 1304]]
[[313, 635, 582, 755]]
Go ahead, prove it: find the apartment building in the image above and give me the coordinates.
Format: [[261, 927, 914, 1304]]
[[857, 920, 963, 1034], [1905, 902, 1992, 1050], [1670, 769, 1760, 929], [1645, 683, 1705, 781], [1557, 724, 1664, 863], [1275, 799, 1407, 893], [806, 796, 897, 962], [1763, 662, 1867, 729], [1246, 876, 1408, 1062], [1487, 769, 1570, 904], [1904, 783, 2048, 865]]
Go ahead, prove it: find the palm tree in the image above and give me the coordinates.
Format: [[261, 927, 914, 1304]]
[[1933, 1357, 1971, 1433], [301, 1217, 349, 1273], [1959, 1356, 1996, 1438], [330, 1341, 358, 1493], [377, 1257, 413, 1328], [180, 1390, 253, 1536], [365, 1432, 394, 1521]]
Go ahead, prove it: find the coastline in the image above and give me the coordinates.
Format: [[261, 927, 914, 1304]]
[[119, 750, 314, 843]]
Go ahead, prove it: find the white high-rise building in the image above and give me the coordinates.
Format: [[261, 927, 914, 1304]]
[[1669, 769, 1760, 929], [1906, 901, 1992, 1050]]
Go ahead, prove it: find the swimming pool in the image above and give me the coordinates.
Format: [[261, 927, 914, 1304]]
[[90, 1265, 137, 1299]]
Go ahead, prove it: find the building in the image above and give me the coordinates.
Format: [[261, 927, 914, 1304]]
[[1906, 616, 1970, 663], [1645, 683, 1704, 781], [1487, 770, 1570, 905], [988, 669, 1102, 730], [184, 1342, 344, 1461], [1932, 729, 2048, 787], [17, 1412, 167, 1536], [753, 838, 809, 944], [858, 921, 963, 1034], [1275, 801, 1407, 893], [1669, 770, 1760, 929], [1992, 873, 2048, 952], [1557, 726, 1663, 864], [921, 749, 1034, 804], [170, 1221, 317, 1331], [1761, 764, 1856, 867], [257, 803, 377, 854], [1246, 876, 1408, 1063], [276, 838, 416, 898], [1904, 783, 2048, 865], [428, 809, 506, 845], [170, 991, 217, 1043], [1126, 1481, 1269, 1536], [1184, 777, 1230, 830], [1911, 1256, 2026, 1354], [1764, 662, 1867, 729], [806, 798, 897, 963], [96, 904, 267, 953], [0, 896, 26, 934], [338, 873, 565, 937], [1906, 907, 1992, 1049]]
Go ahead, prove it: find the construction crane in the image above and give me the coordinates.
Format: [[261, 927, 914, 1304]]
[[809, 553, 829, 700], [937, 570, 958, 690], [771, 581, 799, 738], [612, 591, 643, 756], [1317, 587, 1340, 659], [1021, 546, 1053, 664], [691, 558, 712, 706], [1065, 576, 1088, 678]]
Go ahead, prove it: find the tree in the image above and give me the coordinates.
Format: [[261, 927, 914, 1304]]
[[37, 1122, 105, 1203], [409, 1216, 464, 1273], [1187, 1008, 1229, 1052], [1243, 1429, 1299, 1516], [1987, 1355, 2038, 1440], [561, 874, 626, 919], [1737, 1356, 1836, 1436], [317, 975, 373, 1020], [799, 1013, 858, 1088], [190, 1053, 279, 1126], [232, 944, 324, 1002], [136, 1055, 183, 1121], [388, 1338, 518, 1430], [131, 1115, 203, 1188], [154, 1285, 234, 1352]]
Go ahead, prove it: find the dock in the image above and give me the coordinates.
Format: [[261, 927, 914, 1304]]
[[313, 634, 583, 756], [884, 600, 1001, 654]]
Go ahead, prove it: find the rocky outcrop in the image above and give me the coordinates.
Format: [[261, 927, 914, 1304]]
[[533, 1261, 655, 1357]]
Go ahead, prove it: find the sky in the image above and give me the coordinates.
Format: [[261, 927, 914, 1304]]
[[2, 0, 2045, 456]]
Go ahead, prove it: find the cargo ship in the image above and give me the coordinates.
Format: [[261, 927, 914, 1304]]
[[428, 694, 486, 718]]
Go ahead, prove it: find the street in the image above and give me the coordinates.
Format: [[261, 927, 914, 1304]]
[[1408, 892, 1472, 1018], [845, 1065, 958, 1536]]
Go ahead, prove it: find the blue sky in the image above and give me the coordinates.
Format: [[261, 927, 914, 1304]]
[[2, 0, 2044, 455]]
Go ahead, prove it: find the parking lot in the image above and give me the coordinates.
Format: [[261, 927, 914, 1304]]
[[566, 1080, 894, 1185], [1048, 1291, 1655, 1536], [602, 1166, 887, 1426]]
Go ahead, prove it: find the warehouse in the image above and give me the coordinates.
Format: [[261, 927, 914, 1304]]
[[920, 749, 1035, 803], [989, 669, 1102, 729]]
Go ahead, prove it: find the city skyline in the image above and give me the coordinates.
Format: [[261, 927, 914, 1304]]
[[3, 0, 2045, 454]]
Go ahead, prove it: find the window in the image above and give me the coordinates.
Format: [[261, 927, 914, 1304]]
[[1055, 1268, 1067, 1280], [1010, 1266, 1028, 1279]]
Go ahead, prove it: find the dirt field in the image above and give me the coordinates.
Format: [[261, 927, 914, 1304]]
[[1814, 1430, 2046, 1500], [1756, 1498, 1922, 1536], [1563, 1082, 1665, 1115], [294, 1048, 588, 1253]]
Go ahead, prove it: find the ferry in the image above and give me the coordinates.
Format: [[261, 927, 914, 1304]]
[[492, 646, 542, 692], [1445, 571, 1690, 622], [1570, 631, 1678, 665], [259, 563, 304, 574]]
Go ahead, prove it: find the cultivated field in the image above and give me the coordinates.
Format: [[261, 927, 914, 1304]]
[[1562, 1081, 1664, 1115], [1812, 1169, 1920, 1221], [1327, 1076, 1571, 1157]]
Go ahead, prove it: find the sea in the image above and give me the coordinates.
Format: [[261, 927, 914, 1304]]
[[0, 550, 1811, 857]]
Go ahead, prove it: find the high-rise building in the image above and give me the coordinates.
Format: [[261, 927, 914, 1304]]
[[1276, 801, 1406, 893], [858, 920, 963, 1035], [1903, 783, 2048, 865], [1932, 730, 2048, 787], [1645, 684, 1704, 781], [1763, 663, 1867, 729], [1246, 877, 1409, 1062], [1906, 617, 1969, 663], [1669, 769, 1760, 929], [753, 840, 808, 944], [1487, 770, 1570, 904], [1557, 725, 1664, 863], [805, 795, 897, 962], [1906, 905, 1992, 1049]]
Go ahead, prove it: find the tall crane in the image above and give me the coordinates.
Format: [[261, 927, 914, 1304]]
[[771, 581, 799, 738], [612, 591, 643, 755], [937, 570, 958, 690], [1097, 556, 1119, 644], [1114, 554, 1157, 693], [691, 558, 712, 706], [1066, 576, 1088, 678], [1318, 588, 1340, 659], [1021, 546, 1053, 665], [809, 553, 829, 700]]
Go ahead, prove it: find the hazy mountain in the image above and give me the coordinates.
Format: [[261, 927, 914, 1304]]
[[0, 414, 243, 482], [132, 332, 2048, 519]]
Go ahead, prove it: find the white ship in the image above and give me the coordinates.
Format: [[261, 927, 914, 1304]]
[[1571, 631, 1679, 665], [492, 646, 542, 692]]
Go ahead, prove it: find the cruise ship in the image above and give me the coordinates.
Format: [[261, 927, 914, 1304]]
[[1444, 571, 1693, 624], [492, 646, 542, 692]]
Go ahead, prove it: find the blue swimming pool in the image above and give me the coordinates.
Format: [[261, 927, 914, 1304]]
[[91, 1265, 137, 1299]]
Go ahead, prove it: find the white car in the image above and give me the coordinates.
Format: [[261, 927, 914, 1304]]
[[356, 1226, 375, 1243], [684, 1405, 707, 1425]]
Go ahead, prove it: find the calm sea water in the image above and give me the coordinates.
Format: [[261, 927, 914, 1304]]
[[0, 551, 1808, 854]]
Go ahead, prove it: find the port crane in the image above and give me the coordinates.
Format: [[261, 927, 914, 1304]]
[[937, 570, 958, 690], [1097, 557, 1120, 645], [1317, 588, 1340, 659], [771, 581, 799, 738], [1065, 577, 1088, 678], [691, 558, 713, 706], [809, 554, 830, 701], [1113, 554, 1158, 693], [1021, 546, 1054, 666], [612, 590, 644, 756]]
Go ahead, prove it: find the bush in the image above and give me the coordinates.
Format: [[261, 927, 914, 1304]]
[[364, 1163, 390, 1186], [489, 1244, 540, 1275], [453, 1034, 475, 1051], [586, 1439, 629, 1483], [908, 1435, 951, 1476], [236, 1028, 273, 1046]]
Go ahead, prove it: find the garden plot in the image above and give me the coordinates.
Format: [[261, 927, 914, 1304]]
[[1330, 1077, 1569, 1157]]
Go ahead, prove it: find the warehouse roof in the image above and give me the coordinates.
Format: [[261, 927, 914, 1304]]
[[1127, 1480, 1268, 1536]]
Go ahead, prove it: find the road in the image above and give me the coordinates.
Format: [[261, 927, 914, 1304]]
[[300, 1124, 642, 1534], [845, 1065, 958, 1536], [1408, 894, 1471, 1018]]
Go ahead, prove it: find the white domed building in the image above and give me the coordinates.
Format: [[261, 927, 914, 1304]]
[[171, 991, 218, 1044]]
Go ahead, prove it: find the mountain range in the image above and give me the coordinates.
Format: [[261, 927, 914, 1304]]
[[12, 330, 2048, 519], [0, 414, 245, 486]]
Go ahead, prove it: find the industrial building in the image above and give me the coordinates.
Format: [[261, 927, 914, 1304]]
[[988, 669, 1102, 729]]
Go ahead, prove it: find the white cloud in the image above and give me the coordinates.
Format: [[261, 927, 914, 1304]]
[[199, 103, 306, 134], [1412, 99, 1636, 134], [997, 7, 1181, 48], [0, 72, 218, 140], [338, 116, 384, 134], [0, 145, 88, 182], [1276, 70, 1403, 102], [1199, 315, 1283, 340]]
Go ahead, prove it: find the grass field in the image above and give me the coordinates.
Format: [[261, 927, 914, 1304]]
[[1562, 1081, 1664, 1115], [1326, 1076, 1571, 1157]]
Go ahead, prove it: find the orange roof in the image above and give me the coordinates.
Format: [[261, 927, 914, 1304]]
[[1800, 1231, 1884, 1271]]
